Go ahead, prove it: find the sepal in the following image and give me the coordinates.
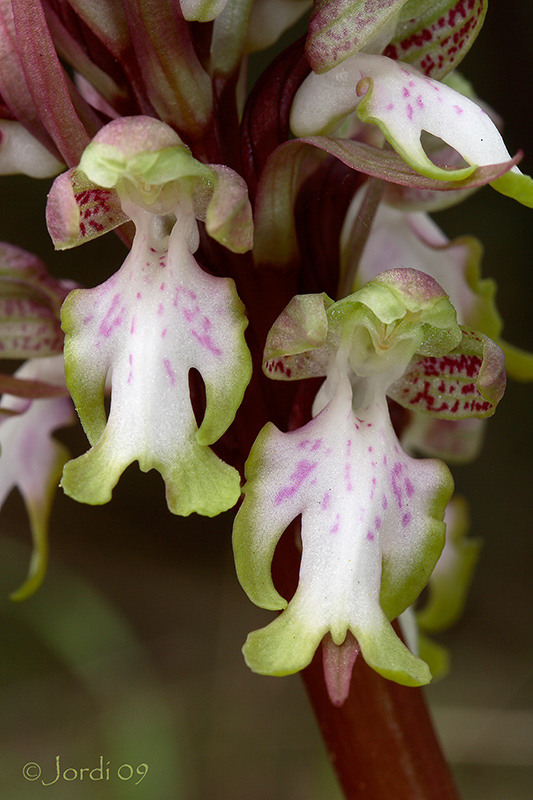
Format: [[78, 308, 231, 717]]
[[46, 167, 129, 249], [0, 356, 75, 600], [384, 0, 487, 80], [264, 269, 462, 382], [179, 0, 229, 22], [388, 327, 506, 419], [305, 0, 408, 74], [417, 495, 481, 632], [0, 242, 71, 359], [0, 120, 64, 177]]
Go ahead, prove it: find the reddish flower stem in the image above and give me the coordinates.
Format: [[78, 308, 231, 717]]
[[271, 520, 461, 800], [302, 650, 461, 799]]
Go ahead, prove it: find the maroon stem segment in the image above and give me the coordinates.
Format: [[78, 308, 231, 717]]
[[270, 522, 460, 800], [302, 635, 461, 799]]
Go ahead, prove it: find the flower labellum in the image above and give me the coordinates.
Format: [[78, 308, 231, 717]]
[[47, 117, 254, 516], [233, 269, 505, 695]]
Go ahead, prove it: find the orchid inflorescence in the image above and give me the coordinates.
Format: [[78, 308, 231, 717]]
[[0, 0, 531, 778]]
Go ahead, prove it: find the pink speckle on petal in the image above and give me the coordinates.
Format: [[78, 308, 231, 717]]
[[366, 531, 375, 542], [99, 294, 125, 338], [275, 459, 317, 505], [163, 358, 176, 386], [454, 105, 464, 114], [403, 87, 410, 98], [330, 514, 340, 534], [321, 491, 331, 511], [402, 512, 412, 528], [407, 104, 414, 120], [192, 330, 222, 356], [391, 462, 404, 508], [344, 462, 353, 491]]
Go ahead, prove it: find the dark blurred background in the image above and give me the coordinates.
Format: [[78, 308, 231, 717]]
[[0, 4, 531, 798]]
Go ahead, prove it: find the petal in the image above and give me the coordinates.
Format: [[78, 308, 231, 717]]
[[0, 356, 75, 600], [0, 120, 64, 177], [416, 495, 481, 632], [263, 269, 461, 384], [291, 53, 533, 205], [234, 374, 450, 684], [60, 206, 251, 516], [47, 118, 253, 253]]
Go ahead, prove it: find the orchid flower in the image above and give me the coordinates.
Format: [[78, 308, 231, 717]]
[[46, 116, 253, 517], [0, 355, 74, 600], [291, 52, 533, 208], [0, 242, 75, 599], [233, 268, 505, 694]]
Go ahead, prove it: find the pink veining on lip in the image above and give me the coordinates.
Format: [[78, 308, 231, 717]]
[[163, 358, 176, 386], [344, 462, 353, 492], [99, 294, 125, 338], [274, 459, 317, 505]]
